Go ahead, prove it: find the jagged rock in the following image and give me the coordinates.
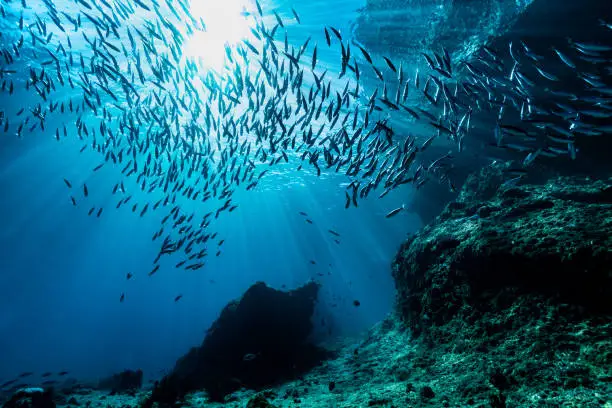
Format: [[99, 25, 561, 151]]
[[145, 281, 330, 404], [2, 388, 55, 408], [97, 369, 142, 394]]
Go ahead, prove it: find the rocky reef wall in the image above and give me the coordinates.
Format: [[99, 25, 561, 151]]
[[390, 164, 611, 404]]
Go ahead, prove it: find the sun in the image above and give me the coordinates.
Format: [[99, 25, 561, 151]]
[[184, 0, 251, 71]]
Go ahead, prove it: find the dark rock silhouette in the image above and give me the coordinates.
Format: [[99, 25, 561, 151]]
[[145, 281, 330, 404], [2, 388, 55, 408], [97, 369, 143, 394]]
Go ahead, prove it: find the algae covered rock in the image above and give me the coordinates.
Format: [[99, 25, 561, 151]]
[[394, 167, 612, 334], [391, 167, 612, 405]]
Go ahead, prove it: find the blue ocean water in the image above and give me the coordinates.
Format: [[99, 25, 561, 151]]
[[0, 0, 610, 394], [0, 0, 422, 383]]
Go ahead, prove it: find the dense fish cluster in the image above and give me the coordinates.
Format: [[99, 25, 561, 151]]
[[0, 0, 610, 282], [430, 32, 612, 166], [354, 23, 612, 174]]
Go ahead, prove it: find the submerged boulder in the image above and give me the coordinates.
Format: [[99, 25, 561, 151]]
[[97, 369, 143, 394], [391, 165, 611, 403], [394, 166, 612, 333], [146, 281, 330, 403]]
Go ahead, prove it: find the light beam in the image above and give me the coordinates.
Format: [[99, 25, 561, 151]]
[[184, 0, 250, 71]]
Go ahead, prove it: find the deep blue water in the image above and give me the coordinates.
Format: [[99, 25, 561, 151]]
[[0, 0, 610, 390]]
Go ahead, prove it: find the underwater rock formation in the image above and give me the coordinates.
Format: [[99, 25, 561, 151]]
[[97, 369, 143, 394], [394, 164, 611, 333], [145, 281, 330, 403], [391, 164, 612, 403], [1, 388, 55, 408]]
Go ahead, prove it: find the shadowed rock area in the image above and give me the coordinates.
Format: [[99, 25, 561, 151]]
[[2, 388, 55, 408], [144, 281, 331, 404]]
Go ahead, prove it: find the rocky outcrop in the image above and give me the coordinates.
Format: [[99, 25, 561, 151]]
[[97, 369, 142, 394], [1, 388, 55, 408], [145, 281, 330, 404], [391, 164, 611, 404], [393, 165, 611, 333]]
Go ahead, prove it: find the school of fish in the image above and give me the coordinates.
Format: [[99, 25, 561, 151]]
[[0, 0, 610, 280]]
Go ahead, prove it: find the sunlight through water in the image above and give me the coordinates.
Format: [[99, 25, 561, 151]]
[[184, 0, 251, 71]]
